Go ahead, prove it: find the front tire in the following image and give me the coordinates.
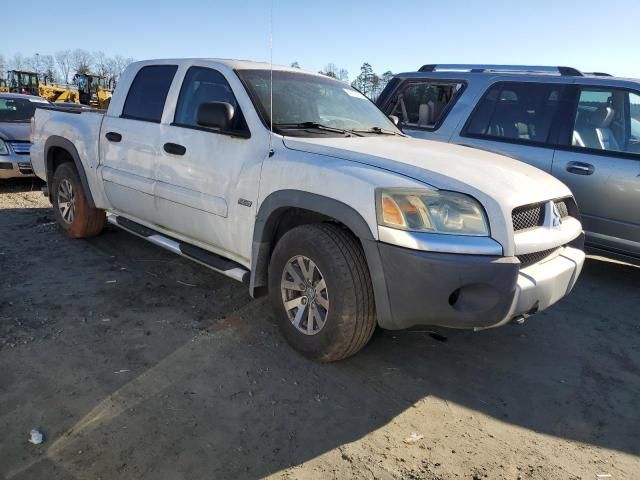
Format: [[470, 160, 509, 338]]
[[268, 224, 376, 362], [51, 163, 105, 238]]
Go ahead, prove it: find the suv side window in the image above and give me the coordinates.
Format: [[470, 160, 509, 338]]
[[464, 81, 563, 146], [174, 67, 249, 135], [572, 88, 640, 156], [122, 65, 178, 123], [387, 80, 464, 130]]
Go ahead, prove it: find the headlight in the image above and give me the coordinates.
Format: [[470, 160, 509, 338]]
[[0, 140, 8, 155], [376, 188, 489, 236]]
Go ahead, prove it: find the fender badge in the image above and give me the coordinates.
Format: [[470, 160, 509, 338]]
[[238, 198, 253, 207]]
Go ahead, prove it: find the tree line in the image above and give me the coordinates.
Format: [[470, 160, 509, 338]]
[[293, 61, 393, 100], [0, 51, 393, 100], [0, 50, 135, 85]]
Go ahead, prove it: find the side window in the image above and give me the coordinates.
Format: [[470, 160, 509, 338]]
[[174, 67, 248, 134], [631, 93, 640, 145], [122, 65, 178, 123], [572, 88, 640, 155], [388, 81, 464, 129], [465, 82, 563, 145]]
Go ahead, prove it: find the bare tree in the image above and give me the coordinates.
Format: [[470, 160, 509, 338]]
[[71, 49, 93, 75], [11, 53, 25, 70], [55, 50, 73, 84], [25, 54, 43, 76], [0, 54, 6, 79], [319, 63, 349, 83], [41, 55, 57, 83], [106, 55, 133, 85], [93, 51, 110, 78]]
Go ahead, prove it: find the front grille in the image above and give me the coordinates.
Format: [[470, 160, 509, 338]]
[[517, 248, 559, 268], [8, 141, 31, 155], [0, 162, 13, 170], [553, 197, 578, 219], [512, 203, 545, 232]]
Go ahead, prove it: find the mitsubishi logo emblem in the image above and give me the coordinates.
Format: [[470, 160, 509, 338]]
[[551, 203, 562, 227]]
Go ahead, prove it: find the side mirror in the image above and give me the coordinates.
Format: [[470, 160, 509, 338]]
[[388, 115, 399, 126], [197, 101, 234, 130]]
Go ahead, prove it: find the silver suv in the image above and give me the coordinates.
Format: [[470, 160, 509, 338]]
[[377, 65, 640, 259]]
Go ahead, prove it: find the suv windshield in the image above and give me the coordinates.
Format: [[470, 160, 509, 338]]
[[0, 97, 43, 122], [238, 70, 400, 136]]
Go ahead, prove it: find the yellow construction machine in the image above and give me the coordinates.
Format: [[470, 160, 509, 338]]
[[73, 73, 113, 109], [5, 70, 79, 103], [40, 75, 79, 103], [6, 70, 40, 96], [0, 78, 8, 93]]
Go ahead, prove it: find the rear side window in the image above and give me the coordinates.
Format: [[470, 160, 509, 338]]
[[464, 82, 563, 145], [571, 88, 640, 156], [122, 65, 178, 122], [174, 66, 248, 135], [387, 80, 464, 130]]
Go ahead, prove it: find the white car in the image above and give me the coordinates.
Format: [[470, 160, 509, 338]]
[[30, 59, 585, 361]]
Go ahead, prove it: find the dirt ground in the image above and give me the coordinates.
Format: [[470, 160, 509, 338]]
[[1, 178, 639, 480]]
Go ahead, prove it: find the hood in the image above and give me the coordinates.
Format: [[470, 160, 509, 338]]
[[282, 135, 571, 213], [0, 122, 31, 142]]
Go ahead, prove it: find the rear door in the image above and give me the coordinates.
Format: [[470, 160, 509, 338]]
[[456, 80, 567, 173], [153, 63, 267, 263], [100, 64, 178, 222], [552, 86, 640, 255]]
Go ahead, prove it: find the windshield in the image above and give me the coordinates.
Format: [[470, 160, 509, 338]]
[[0, 97, 43, 122], [238, 70, 399, 136]]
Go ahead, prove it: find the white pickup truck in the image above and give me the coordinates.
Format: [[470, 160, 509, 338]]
[[31, 59, 585, 361]]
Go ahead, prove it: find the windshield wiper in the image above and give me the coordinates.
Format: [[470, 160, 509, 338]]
[[352, 126, 404, 136], [274, 122, 363, 137]]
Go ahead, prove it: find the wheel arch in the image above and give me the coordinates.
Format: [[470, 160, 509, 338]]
[[250, 190, 393, 326], [44, 136, 96, 208]]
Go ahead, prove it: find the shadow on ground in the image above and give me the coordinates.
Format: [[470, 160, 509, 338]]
[[1, 204, 639, 479]]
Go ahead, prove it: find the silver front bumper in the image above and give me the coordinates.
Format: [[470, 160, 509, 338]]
[[0, 153, 34, 179], [489, 245, 585, 328]]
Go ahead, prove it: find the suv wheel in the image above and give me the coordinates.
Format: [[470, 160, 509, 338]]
[[268, 223, 376, 361], [51, 163, 105, 238]]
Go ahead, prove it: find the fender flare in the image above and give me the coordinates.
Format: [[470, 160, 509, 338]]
[[250, 190, 393, 327], [44, 136, 96, 208]]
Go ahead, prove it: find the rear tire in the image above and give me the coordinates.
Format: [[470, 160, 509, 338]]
[[51, 163, 105, 238], [268, 223, 376, 362]]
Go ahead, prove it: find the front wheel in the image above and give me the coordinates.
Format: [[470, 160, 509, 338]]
[[268, 224, 376, 362], [51, 163, 105, 238]]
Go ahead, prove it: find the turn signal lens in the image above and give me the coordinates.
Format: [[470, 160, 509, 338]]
[[381, 194, 405, 227]]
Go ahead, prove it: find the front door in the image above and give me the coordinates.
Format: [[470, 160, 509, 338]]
[[154, 64, 266, 263], [552, 86, 640, 255]]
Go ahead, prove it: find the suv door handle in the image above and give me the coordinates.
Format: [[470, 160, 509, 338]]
[[105, 132, 122, 142], [163, 143, 186, 156], [566, 161, 594, 176]]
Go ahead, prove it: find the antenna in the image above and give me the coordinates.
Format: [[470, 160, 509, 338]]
[[268, 0, 274, 155]]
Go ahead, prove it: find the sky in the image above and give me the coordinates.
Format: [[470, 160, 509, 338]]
[[4, 0, 639, 80]]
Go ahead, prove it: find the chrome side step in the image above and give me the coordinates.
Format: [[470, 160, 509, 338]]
[[107, 215, 249, 283]]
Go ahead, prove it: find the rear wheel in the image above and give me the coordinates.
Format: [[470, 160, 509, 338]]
[[268, 223, 376, 362], [51, 163, 105, 238]]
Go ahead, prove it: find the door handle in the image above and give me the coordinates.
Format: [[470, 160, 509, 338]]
[[163, 142, 186, 155], [105, 132, 122, 142], [566, 161, 594, 176]]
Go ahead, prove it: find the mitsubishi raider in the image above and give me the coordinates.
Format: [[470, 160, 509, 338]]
[[31, 59, 585, 361]]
